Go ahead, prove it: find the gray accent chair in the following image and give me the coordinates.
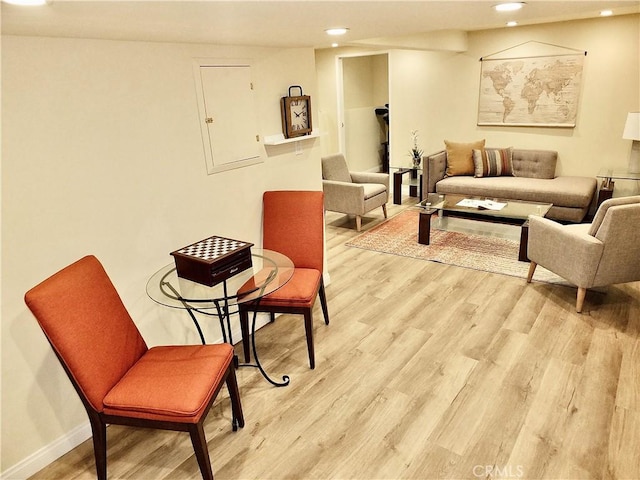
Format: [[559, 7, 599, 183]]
[[321, 153, 389, 231], [527, 195, 640, 312]]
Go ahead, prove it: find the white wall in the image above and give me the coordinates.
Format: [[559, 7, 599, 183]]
[[317, 14, 640, 195], [1, 35, 321, 475]]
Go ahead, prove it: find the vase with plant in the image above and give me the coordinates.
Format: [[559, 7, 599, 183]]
[[409, 129, 423, 169]]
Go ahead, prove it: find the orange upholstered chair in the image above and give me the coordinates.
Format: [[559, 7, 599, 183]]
[[24, 255, 244, 480], [238, 191, 329, 369]]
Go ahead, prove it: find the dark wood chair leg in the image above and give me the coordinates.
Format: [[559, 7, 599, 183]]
[[238, 309, 251, 362], [318, 280, 330, 325], [189, 423, 214, 480], [88, 413, 107, 480], [303, 310, 315, 369], [226, 365, 245, 430]]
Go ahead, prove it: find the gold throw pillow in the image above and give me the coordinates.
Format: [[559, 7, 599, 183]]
[[445, 139, 486, 176]]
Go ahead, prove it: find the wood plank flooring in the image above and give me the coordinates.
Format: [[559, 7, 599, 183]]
[[30, 200, 640, 479]]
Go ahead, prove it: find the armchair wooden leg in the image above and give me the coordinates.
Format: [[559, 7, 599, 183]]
[[382, 203, 388, 218], [527, 262, 537, 283], [356, 215, 362, 231], [576, 287, 586, 313]]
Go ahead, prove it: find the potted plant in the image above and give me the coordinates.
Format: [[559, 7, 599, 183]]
[[409, 130, 423, 170]]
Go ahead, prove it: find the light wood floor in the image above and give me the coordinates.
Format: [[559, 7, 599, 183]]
[[31, 200, 640, 480]]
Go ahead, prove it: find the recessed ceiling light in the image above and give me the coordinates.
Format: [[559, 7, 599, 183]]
[[325, 28, 349, 36], [2, 0, 48, 5], [494, 2, 525, 12], [507, 21, 518, 27], [331, 43, 339, 48], [600, 10, 613, 16]]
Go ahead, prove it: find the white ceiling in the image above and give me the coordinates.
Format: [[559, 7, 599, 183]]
[[2, 0, 639, 49]]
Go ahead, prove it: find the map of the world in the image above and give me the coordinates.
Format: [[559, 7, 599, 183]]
[[478, 54, 584, 127]]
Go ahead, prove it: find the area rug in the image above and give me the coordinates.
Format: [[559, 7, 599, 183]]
[[346, 208, 564, 283]]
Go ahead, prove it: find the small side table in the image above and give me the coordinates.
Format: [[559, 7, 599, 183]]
[[390, 166, 423, 204], [146, 250, 295, 387]]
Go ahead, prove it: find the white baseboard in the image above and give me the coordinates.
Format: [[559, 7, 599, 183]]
[[0, 422, 92, 480]]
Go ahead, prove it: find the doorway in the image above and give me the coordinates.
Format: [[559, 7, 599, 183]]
[[338, 53, 389, 173]]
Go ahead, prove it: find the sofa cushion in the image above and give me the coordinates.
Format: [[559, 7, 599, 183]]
[[435, 175, 595, 208], [444, 139, 485, 176], [473, 147, 513, 177], [512, 149, 557, 179]]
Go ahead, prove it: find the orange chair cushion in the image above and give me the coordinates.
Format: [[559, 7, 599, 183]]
[[257, 268, 321, 308], [103, 343, 233, 423]]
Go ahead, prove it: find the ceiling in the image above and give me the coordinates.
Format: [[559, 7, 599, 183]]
[[2, 1, 639, 50]]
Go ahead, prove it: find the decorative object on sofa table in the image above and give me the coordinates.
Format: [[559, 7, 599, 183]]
[[280, 85, 312, 139], [170, 235, 253, 287], [409, 129, 423, 169], [622, 112, 640, 174]]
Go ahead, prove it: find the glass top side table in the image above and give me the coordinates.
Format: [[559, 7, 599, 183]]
[[147, 249, 293, 312], [596, 169, 640, 182], [146, 248, 294, 386], [389, 165, 423, 204], [595, 169, 640, 206]]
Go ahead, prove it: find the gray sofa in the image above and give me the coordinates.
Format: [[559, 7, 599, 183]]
[[422, 148, 597, 222]]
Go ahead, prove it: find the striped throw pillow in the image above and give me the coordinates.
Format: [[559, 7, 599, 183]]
[[473, 147, 514, 177]]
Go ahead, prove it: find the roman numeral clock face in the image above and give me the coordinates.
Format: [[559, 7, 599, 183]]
[[290, 99, 308, 130]]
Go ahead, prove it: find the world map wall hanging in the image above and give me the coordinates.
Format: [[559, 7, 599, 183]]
[[478, 41, 586, 128]]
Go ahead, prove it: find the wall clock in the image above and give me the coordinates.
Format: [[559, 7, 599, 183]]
[[280, 85, 312, 139]]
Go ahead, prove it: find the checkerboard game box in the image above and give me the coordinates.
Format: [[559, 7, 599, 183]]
[[170, 235, 254, 287]]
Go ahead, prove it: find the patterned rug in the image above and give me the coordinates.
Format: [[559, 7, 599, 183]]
[[346, 208, 564, 283]]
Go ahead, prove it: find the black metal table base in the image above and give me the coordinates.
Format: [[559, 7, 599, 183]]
[[164, 281, 290, 387], [237, 308, 290, 387]]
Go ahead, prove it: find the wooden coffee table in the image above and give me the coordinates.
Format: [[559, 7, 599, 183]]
[[417, 193, 552, 262]]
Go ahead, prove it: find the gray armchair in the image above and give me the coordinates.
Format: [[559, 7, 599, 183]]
[[527, 195, 640, 312], [321, 153, 389, 231]]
